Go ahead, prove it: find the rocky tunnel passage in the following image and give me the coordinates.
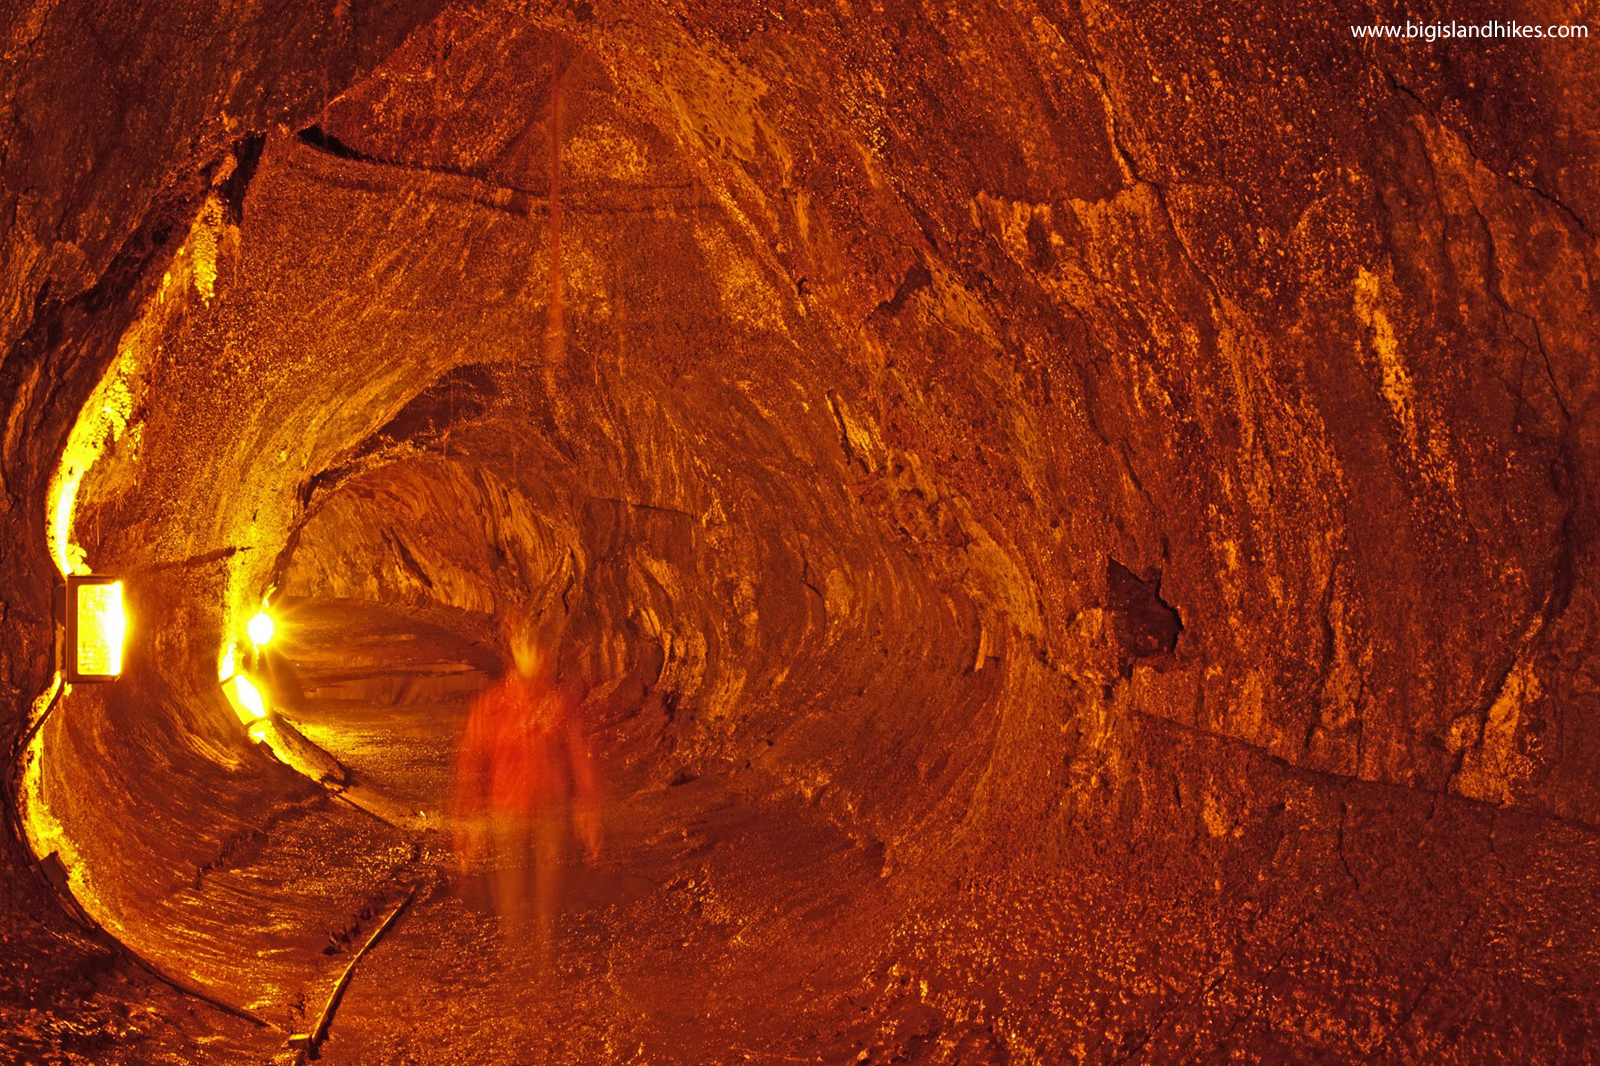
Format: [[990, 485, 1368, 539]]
[[3, 1, 1600, 1062]]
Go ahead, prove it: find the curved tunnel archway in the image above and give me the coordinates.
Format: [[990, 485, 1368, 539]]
[[27, 33, 1022, 1047], [5, 2, 1600, 1062]]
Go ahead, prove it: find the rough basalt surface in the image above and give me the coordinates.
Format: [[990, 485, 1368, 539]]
[[3, 1, 1599, 1062]]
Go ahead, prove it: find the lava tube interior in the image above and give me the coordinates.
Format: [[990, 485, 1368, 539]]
[[4, 2, 1600, 1063]]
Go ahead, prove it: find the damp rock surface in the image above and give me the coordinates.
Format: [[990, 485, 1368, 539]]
[[2, 1, 1600, 1062]]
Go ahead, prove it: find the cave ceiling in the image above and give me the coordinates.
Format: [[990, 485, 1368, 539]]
[[3, 0, 1600, 1062]]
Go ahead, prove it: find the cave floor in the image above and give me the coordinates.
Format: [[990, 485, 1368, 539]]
[[267, 602, 914, 1063], [254, 605, 1424, 1062], [314, 777, 902, 1064], [254, 603, 1188, 1063], [40, 600, 1600, 1063]]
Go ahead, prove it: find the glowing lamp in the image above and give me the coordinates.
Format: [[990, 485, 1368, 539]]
[[61, 575, 125, 682], [247, 611, 275, 647]]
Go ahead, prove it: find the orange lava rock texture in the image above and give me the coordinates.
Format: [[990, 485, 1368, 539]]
[[3, 1, 1599, 1063]]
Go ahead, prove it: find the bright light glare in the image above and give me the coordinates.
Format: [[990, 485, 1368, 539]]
[[247, 611, 275, 647], [234, 675, 267, 719], [53, 475, 83, 576], [75, 581, 125, 677]]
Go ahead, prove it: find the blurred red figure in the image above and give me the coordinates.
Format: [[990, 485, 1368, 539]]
[[453, 615, 601, 963]]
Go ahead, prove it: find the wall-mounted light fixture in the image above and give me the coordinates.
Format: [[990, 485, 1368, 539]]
[[60, 575, 126, 682], [247, 610, 275, 648]]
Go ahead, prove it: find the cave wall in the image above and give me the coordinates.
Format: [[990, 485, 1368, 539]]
[[230, 0, 1600, 845], [3, 0, 1600, 1060], [0, 0, 445, 1056]]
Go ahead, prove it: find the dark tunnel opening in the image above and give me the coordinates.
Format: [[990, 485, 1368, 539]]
[[5, 2, 1600, 1063]]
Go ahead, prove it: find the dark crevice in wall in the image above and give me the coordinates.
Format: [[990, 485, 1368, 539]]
[[219, 134, 268, 224], [384, 529, 435, 591], [296, 124, 374, 164], [876, 261, 932, 316], [1105, 557, 1183, 671]]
